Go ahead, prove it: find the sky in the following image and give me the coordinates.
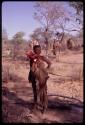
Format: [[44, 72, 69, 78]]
[[2, 1, 82, 40]]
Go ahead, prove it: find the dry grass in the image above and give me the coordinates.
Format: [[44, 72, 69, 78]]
[[71, 66, 83, 82], [2, 49, 83, 123], [2, 64, 10, 83]]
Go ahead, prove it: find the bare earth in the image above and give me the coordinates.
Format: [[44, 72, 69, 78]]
[[2, 50, 83, 123]]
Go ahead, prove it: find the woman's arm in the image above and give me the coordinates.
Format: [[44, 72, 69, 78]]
[[41, 56, 51, 68]]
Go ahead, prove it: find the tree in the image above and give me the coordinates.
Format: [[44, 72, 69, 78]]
[[30, 27, 53, 43], [12, 31, 25, 44], [2, 28, 10, 53], [69, 2, 83, 25], [30, 27, 43, 41], [55, 2, 83, 44], [33, 2, 83, 54], [69, 2, 83, 43], [10, 31, 25, 60], [34, 2, 70, 54], [30, 27, 54, 54], [34, 2, 69, 30], [69, 2, 83, 15], [2, 28, 8, 41]]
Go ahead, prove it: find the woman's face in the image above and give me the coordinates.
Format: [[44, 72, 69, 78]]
[[34, 47, 41, 55]]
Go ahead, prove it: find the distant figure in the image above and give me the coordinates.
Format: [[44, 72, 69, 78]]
[[32, 40, 39, 47], [52, 40, 61, 61], [67, 39, 73, 50], [53, 40, 61, 55], [56, 40, 61, 53], [30, 40, 39, 49], [26, 45, 51, 113], [6, 49, 11, 56], [53, 40, 56, 55]]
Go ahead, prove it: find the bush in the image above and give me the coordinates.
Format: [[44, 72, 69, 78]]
[[2, 64, 10, 83]]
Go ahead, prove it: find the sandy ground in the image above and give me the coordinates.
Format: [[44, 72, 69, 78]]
[[2, 50, 83, 123]]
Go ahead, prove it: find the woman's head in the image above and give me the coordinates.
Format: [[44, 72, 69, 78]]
[[33, 45, 41, 55]]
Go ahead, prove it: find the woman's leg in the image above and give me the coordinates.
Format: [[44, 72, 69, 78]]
[[42, 83, 48, 113], [28, 70, 37, 108]]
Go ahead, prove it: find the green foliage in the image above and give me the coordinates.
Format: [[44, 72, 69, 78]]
[[12, 31, 25, 44], [10, 31, 25, 60], [30, 27, 54, 45]]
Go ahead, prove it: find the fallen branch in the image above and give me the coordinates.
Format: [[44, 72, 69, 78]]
[[57, 61, 83, 65], [49, 72, 83, 82], [49, 72, 71, 78], [48, 93, 83, 104]]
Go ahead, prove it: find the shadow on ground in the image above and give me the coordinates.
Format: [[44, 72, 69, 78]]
[[2, 86, 83, 123]]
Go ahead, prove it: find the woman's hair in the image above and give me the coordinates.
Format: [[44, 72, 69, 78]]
[[33, 45, 41, 51]]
